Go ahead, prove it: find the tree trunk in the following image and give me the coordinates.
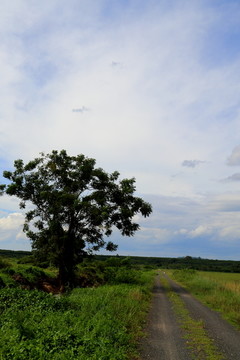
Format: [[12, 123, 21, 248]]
[[58, 230, 76, 290], [58, 265, 74, 291]]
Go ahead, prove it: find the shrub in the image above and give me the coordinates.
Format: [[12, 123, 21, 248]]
[[17, 255, 36, 265], [0, 276, 5, 288], [0, 257, 10, 269], [76, 265, 105, 287], [77, 259, 139, 287], [114, 268, 138, 284]]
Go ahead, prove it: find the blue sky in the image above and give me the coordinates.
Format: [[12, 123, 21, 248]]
[[1, 0, 240, 260]]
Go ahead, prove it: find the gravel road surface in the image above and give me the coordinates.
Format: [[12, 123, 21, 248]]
[[139, 275, 191, 359], [139, 273, 240, 360], [167, 275, 240, 359]]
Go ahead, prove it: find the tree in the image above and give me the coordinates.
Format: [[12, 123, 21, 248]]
[[2, 150, 152, 288]]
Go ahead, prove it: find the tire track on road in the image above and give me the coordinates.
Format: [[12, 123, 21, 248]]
[[139, 274, 191, 360], [140, 272, 240, 360], [166, 275, 240, 360]]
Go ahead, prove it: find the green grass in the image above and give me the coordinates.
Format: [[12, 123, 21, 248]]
[[169, 269, 240, 330], [0, 269, 154, 360]]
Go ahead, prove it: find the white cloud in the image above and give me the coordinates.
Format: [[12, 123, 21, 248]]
[[188, 225, 212, 238], [1, 1, 240, 258], [1, 0, 239, 176], [138, 227, 171, 244], [0, 212, 26, 242], [227, 145, 240, 166], [141, 193, 240, 244], [0, 195, 21, 213], [221, 173, 240, 182], [182, 160, 205, 168], [0, 212, 24, 231], [176, 228, 188, 235], [208, 193, 240, 212]]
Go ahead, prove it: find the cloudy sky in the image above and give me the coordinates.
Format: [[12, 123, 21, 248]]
[[1, 0, 240, 260]]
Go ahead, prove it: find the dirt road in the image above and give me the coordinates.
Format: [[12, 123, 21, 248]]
[[139, 273, 240, 360]]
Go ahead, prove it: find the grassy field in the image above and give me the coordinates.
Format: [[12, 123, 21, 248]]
[[169, 269, 240, 330], [198, 271, 240, 294], [0, 256, 154, 360]]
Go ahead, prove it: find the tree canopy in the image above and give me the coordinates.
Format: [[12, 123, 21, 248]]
[[2, 150, 152, 287]]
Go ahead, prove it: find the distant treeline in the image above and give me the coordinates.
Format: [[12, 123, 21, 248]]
[[0, 249, 32, 258], [128, 255, 240, 273], [96, 255, 240, 273], [1, 249, 240, 273]]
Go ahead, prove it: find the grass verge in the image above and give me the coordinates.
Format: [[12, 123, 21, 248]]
[[0, 270, 154, 360]]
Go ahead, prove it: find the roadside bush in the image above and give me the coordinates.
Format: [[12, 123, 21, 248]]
[[0, 276, 5, 288], [19, 266, 46, 282], [77, 265, 105, 287], [0, 272, 16, 288], [76, 258, 140, 287], [0, 264, 54, 291], [17, 255, 50, 268], [17, 255, 36, 265], [113, 268, 138, 284], [104, 256, 132, 268], [0, 271, 154, 360], [3, 268, 15, 276], [2, 266, 46, 287], [0, 257, 10, 269]]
